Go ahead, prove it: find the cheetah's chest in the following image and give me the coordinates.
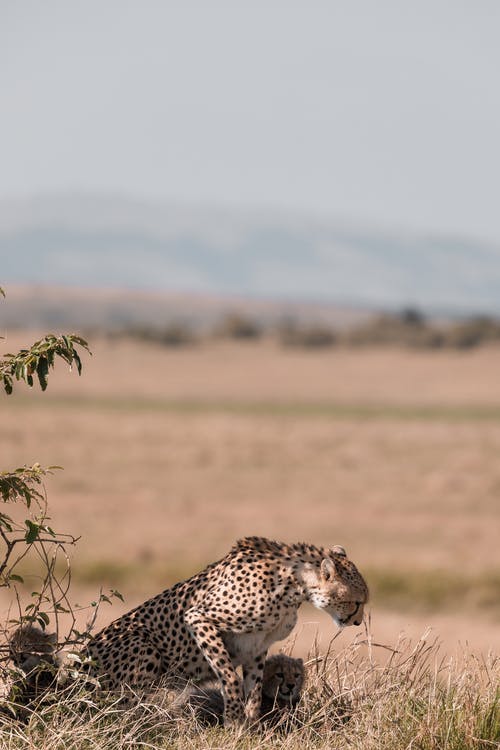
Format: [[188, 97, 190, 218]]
[[223, 609, 297, 666]]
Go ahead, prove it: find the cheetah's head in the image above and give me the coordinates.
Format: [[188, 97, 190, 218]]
[[9, 625, 58, 667], [262, 654, 304, 706], [305, 546, 369, 628]]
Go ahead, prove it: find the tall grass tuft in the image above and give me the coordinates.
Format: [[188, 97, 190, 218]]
[[0, 631, 498, 749]]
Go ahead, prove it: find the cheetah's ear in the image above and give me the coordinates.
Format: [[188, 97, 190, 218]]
[[320, 557, 338, 581], [330, 545, 347, 557]]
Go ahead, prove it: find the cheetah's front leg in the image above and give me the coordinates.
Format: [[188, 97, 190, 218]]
[[242, 651, 266, 722], [184, 608, 245, 725]]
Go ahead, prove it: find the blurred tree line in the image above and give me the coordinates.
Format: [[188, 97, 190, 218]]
[[109, 308, 500, 350]]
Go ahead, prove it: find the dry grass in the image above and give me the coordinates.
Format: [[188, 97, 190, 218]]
[[5, 333, 500, 406], [0, 632, 498, 749]]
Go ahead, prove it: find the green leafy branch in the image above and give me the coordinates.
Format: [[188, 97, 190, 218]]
[[0, 463, 57, 508], [0, 463, 84, 639], [0, 465, 64, 581], [0, 286, 122, 663], [1, 333, 91, 394]]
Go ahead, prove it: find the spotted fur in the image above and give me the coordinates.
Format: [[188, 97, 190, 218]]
[[182, 654, 304, 726], [86, 536, 368, 724], [261, 654, 304, 708], [7, 625, 60, 706]]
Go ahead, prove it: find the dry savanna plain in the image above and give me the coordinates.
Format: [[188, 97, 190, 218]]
[[1, 333, 500, 748]]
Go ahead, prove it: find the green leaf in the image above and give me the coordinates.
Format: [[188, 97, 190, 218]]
[[36, 356, 49, 390], [8, 574, 24, 584], [73, 350, 82, 375], [25, 520, 40, 543]]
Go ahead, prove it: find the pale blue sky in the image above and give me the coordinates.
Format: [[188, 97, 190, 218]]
[[1, 1, 500, 242]]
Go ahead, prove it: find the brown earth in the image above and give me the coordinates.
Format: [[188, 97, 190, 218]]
[[1, 335, 499, 654]]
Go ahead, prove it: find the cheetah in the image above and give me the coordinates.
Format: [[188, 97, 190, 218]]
[[86, 536, 368, 725], [260, 653, 304, 712], [182, 653, 304, 726], [5, 625, 60, 709]]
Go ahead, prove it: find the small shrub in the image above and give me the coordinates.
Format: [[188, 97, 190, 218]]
[[213, 312, 262, 339], [346, 313, 445, 348], [117, 322, 196, 347], [399, 307, 426, 326], [278, 322, 337, 348], [0, 287, 122, 708], [444, 316, 500, 349], [158, 323, 196, 347]]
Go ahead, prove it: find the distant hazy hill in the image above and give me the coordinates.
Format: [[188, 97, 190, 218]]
[[1, 193, 499, 314]]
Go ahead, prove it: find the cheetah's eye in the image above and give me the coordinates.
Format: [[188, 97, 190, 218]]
[[294, 673, 301, 678], [276, 671, 284, 679]]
